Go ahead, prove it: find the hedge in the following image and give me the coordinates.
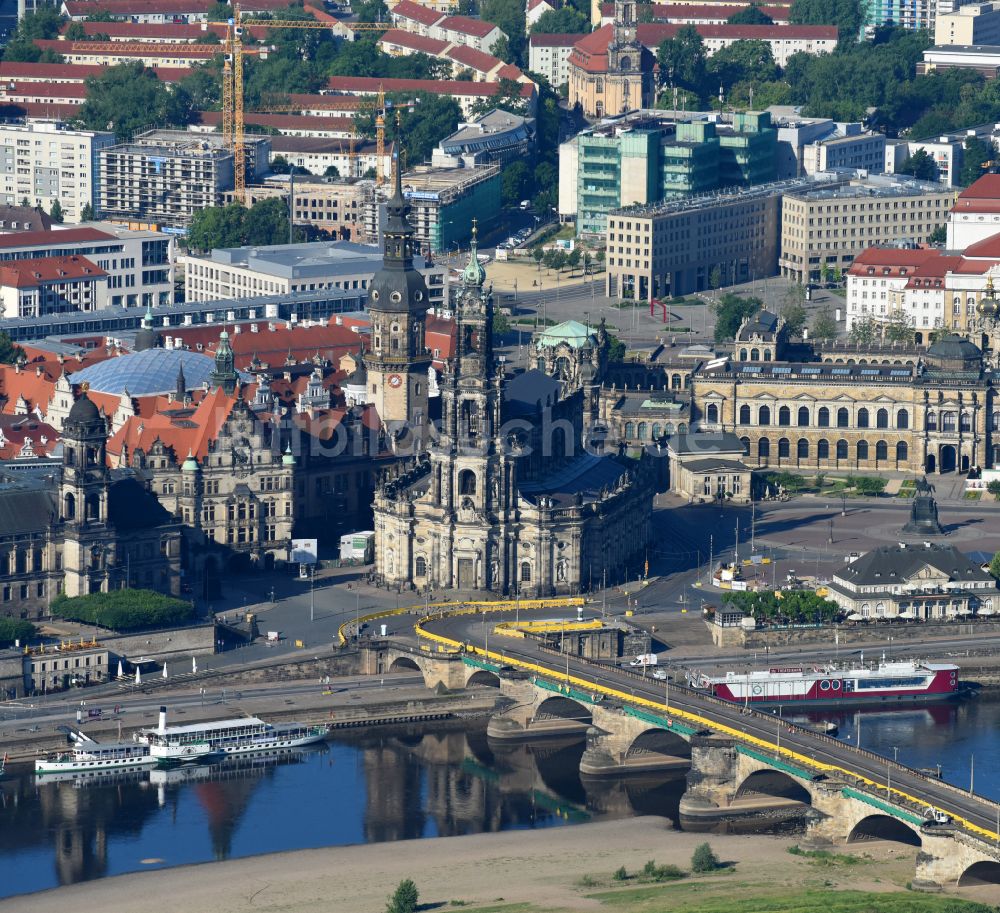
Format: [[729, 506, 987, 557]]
[[0, 617, 36, 648], [50, 590, 195, 632]]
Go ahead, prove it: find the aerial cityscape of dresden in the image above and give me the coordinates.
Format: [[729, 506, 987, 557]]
[[5, 0, 1000, 910]]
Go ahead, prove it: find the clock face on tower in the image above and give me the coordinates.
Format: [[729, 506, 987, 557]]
[[388, 373, 403, 388]]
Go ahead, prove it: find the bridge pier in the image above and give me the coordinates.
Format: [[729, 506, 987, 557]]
[[913, 828, 1000, 890], [579, 704, 691, 777]]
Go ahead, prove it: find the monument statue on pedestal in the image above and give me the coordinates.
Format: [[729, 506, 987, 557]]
[[902, 476, 945, 536]]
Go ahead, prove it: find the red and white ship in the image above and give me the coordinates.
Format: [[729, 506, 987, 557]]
[[690, 659, 961, 706]]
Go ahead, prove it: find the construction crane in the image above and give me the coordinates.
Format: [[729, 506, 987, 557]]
[[217, 6, 389, 200]]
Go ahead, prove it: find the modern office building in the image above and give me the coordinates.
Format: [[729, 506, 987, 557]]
[[934, 1, 1000, 44], [0, 121, 114, 224], [604, 179, 806, 299], [779, 175, 958, 284], [179, 240, 448, 309], [0, 224, 173, 310], [433, 109, 535, 169], [98, 130, 270, 230], [564, 110, 776, 238], [801, 126, 887, 176]]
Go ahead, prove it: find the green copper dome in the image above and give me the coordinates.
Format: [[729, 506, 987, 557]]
[[182, 450, 199, 472], [462, 221, 486, 288], [282, 444, 295, 465]]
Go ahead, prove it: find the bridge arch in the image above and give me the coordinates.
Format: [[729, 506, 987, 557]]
[[467, 669, 501, 687], [847, 814, 921, 846], [388, 656, 421, 674], [734, 769, 811, 804], [624, 728, 691, 763], [958, 860, 1000, 886], [534, 695, 593, 726]]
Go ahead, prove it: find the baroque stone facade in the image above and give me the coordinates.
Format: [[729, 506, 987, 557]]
[[372, 226, 657, 596], [692, 310, 999, 475]]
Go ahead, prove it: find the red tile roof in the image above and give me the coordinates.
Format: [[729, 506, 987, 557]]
[[0, 80, 89, 99], [446, 43, 503, 72], [643, 3, 790, 19], [438, 14, 498, 37], [0, 227, 113, 250], [960, 232, 1000, 259], [35, 38, 222, 58], [903, 254, 962, 287], [378, 28, 450, 54], [325, 75, 534, 98], [60, 20, 211, 39], [847, 247, 938, 277], [0, 101, 83, 119], [63, 0, 213, 14], [496, 63, 524, 80], [952, 174, 1000, 213], [392, 0, 445, 27], [529, 32, 580, 47], [196, 111, 354, 133], [0, 414, 59, 459], [0, 255, 106, 288], [0, 60, 189, 82]]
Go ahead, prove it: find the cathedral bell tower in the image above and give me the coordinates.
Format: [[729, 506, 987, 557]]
[[607, 0, 651, 113], [364, 145, 431, 435]]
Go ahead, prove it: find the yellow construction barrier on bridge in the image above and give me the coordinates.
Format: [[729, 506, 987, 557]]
[[337, 596, 585, 646], [494, 619, 603, 637], [412, 610, 1000, 845]]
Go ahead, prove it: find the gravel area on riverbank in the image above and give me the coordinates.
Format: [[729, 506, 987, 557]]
[[2, 816, 991, 913]]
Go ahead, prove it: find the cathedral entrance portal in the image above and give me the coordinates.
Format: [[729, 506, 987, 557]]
[[940, 445, 957, 474], [458, 558, 475, 590]]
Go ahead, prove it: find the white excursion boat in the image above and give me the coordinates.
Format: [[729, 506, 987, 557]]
[[136, 706, 328, 761], [35, 733, 155, 776]]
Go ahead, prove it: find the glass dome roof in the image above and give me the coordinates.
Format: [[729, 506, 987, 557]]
[[69, 349, 218, 397]]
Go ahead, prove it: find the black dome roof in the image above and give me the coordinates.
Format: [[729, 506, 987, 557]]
[[927, 333, 981, 362], [67, 391, 100, 425]]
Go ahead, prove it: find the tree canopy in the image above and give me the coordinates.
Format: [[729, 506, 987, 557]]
[[2, 8, 64, 63], [480, 0, 526, 64], [0, 330, 25, 365], [722, 589, 842, 624], [898, 148, 937, 181], [532, 6, 589, 33], [713, 293, 761, 342], [187, 198, 303, 251], [788, 0, 861, 41], [0, 617, 35, 648], [656, 26, 708, 102], [727, 3, 774, 24], [74, 62, 194, 140], [50, 590, 195, 632]]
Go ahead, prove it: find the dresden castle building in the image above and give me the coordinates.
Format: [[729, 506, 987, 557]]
[[370, 168, 657, 596]]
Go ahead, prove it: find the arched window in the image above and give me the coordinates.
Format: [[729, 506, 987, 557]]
[[652, 423, 662, 438], [459, 469, 477, 496], [739, 404, 751, 424], [415, 556, 426, 577], [778, 437, 790, 458], [520, 561, 531, 582], [897, 409, 909, 429], [837, 407, 849, 428], [758, 437, 770, 458], [706, 403, 719, 424], [876, 408, 889, 429], [876, 440, 888, 461], [778, 406, 791, 426], [750, 347, 760, 361], [797, 406, 810, 427], [797, 438, 809, 459], [63, 492, 75, 520], [625, 422, 634, 438], [86, 493, 100, 521], [739, 349, 748, 360], [637, 421, 648, 439], [817, 407, 830, 427], [926, 411, 937, 431], [764, 350, 772, 362], [960, 412, 972, 432], [758, 405, 771, 426], [857, 440, 869, 461], [836, 439, 848, 460], [896, 440, 908, 463], [992, 410, 1000, 431], [740, 436, 750, 455], [943, 412, 956, 432], [857, 408, 869, 429], [671, 374, 681, 390], [817, 438, 829, 459]]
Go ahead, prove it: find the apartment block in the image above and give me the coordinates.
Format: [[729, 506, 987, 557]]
[[98, 130, 269, 230], [0, 254, 106, 319], [779, 176, 958, 284], [934, 1, 1000, 44], [528, 33, 578, 88], [0, 121, 114, 223]]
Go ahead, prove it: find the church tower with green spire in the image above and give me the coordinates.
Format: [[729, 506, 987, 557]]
[[210, 329, 238, 395], [363, 143, 431, 433]]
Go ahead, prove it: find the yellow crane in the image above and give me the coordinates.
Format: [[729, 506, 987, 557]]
[[216, 7, 388, 198]]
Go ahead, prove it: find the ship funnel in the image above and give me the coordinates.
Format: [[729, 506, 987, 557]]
[[158, 706, 167, 734]]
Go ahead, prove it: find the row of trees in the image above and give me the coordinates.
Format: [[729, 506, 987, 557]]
[[721, 589, 842, 624], [187, 198, 304, 252], [711, 289, 836, 343], [50, 590, 195, 632]]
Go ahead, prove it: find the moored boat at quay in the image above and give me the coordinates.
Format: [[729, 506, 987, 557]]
[[136, 706, 328, 761], [689, 658, 961, 707]]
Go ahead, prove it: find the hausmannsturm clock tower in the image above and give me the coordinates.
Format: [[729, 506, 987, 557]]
[[364, 148, 431, 439]]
